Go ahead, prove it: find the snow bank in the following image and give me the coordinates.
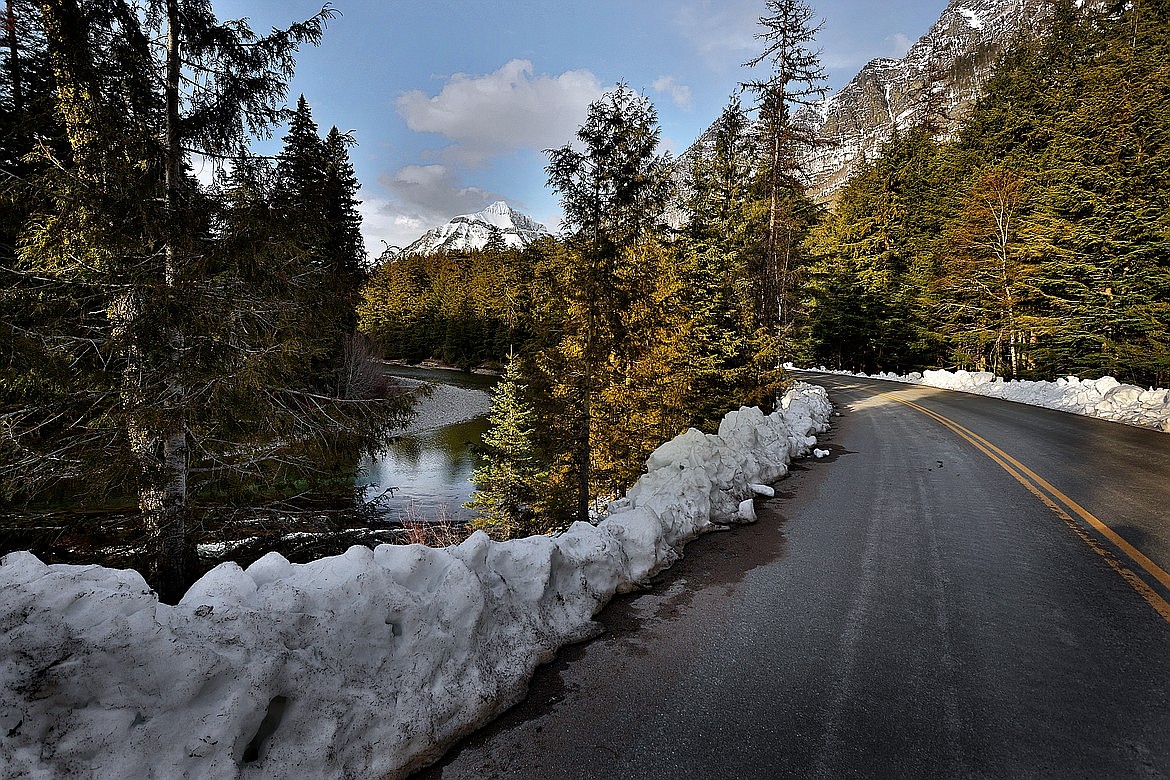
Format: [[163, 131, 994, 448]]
[[0, 384, 832, 779], [794, 365, 1170, 433]]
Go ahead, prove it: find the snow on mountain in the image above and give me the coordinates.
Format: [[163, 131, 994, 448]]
[[401, 201, 551, 256], [797, 0, 1111, 202], [673, 0, 1102, 212]]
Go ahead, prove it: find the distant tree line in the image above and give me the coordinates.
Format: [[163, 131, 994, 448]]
[[8, 0, 1163, 586], [0, 0, 409, 599], [361, 0, 1170, 540]]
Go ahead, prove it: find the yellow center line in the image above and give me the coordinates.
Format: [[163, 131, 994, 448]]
[[860, 387, 1170, 625]]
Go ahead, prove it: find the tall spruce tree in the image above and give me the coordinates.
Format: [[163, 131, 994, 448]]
[[544, 84, 674, 521], [679, 96, 760, 428], [2, 1, 407, 600], [741, 0, 828, 398], [273, 100, 367, 394]]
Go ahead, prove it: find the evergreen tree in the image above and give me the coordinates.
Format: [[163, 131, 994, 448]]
[[678, 96, 760, 428], [544, 84, 674, 521], [1, 1, 409, 599], [802, 126, 951, 372], [465, 354, 546, 538], [741, 0, 829, 398], [273, 104, 368, 393], [794, 0, 1170, 386]]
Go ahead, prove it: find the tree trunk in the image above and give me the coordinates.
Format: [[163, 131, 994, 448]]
[[5, 0, 22, 115], [140, 0, 191, 601], [576, 295, 594, 523]]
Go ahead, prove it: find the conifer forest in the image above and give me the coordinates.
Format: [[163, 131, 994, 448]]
[[3, 0, 1169, 597]]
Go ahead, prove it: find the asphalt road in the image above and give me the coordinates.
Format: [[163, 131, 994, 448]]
[[419, 373, 1170, 779]]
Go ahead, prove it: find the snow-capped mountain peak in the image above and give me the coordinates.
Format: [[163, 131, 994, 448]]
[[401, 201, 550, 256]]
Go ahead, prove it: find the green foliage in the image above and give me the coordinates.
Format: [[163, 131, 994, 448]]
[[803, 127, 951, 372], [798, 1, 1170, 387], [542, 84, 679, 521], [741, 0, 829, 381], [465, 355, 547, 538], [358, 240, 540, 368], [1, 1, 408, 597], [675, 96, 767, 426]]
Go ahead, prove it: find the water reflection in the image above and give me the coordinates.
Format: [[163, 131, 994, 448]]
[[0, 366, 495, 575], [359, 415, 489, 523], [381, 363, 496, 391]]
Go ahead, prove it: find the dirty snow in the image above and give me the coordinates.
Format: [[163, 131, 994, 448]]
[[793, 365, 1170, 433], [0, 384, 833, 779]]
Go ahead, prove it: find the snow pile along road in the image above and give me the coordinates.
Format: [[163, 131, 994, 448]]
[[797, 365, 1170, 433], [0, 384, 832, 779]]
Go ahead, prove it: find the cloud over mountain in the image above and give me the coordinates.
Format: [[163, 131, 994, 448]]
[[395, 59, 604, 166]]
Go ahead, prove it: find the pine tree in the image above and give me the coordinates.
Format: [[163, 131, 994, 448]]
[[544, 84, 674, 521], [741, 0, 829, 395], [1, 1, 411, 600], [801, 126, 952, 372], [678, 96, 759, 428], [273, 106, 368, 394], [465, 354, 547, 538]]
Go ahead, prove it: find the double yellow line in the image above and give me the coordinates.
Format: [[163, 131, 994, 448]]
[[876, 390, 1170, 625]]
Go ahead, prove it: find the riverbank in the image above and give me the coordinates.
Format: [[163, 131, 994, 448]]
[[0, 385, 834, 779], [388, 376, 492, 437], [382, 358, 501, 377]]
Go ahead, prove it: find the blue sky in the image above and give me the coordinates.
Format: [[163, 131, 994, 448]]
[[213, 0, 949, 256]]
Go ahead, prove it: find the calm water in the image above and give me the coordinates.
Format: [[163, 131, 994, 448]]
[[0, 365, 495, 573], [357, 366, 495, 524]]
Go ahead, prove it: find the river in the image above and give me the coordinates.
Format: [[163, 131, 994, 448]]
[[0, 366, 494, 573], [358, 365, 495, 524]]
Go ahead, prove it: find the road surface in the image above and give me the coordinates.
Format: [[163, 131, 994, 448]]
[[419, 373, 1170, 779]]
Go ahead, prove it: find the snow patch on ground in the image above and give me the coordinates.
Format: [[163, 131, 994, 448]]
[[793, 365, 1170, 433], [0, 384, 833, 779]]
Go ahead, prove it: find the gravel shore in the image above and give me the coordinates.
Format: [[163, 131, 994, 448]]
[[393, 378, 492, 436]]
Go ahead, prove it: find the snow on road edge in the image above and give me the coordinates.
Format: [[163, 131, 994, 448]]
[[0, 384, 833, 780], [793, 365, 1170, 433]]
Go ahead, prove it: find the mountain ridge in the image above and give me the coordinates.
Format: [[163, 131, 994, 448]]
[[400, 201, 551, 257], [673, 0, 1095, 209]]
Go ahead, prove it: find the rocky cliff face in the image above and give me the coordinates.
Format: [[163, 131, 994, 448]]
[[674, 0, 1083, 211], [801, 0, 1067, 201], [401, 201, 550, 256]]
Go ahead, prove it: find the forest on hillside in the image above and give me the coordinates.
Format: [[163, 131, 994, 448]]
[[2, 0, 1168, 594], [359, 0, 1170, 539]]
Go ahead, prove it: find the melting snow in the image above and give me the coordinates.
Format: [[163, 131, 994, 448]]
[[792, 366, 1170, 433], [1, 385, 833, 779]]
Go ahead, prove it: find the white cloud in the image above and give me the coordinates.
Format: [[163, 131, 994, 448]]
[[886, 32, 913, 57], [359, 164, 508, 254], [675, 0, 763, 71], [395, 59, 604, 166], [652, 76, 694, 111]]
